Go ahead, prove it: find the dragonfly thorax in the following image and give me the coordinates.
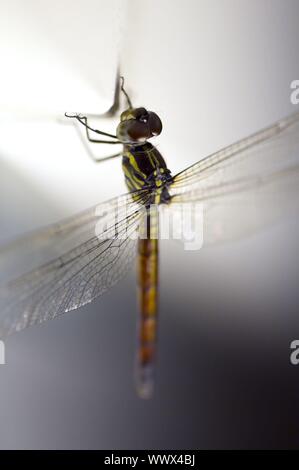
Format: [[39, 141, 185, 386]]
[[117, 107, 162, 144], [122, 142, 172, 201]]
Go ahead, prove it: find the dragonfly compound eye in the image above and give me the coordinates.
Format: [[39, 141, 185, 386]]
[[116, 108, 163, 143], [135, 108, 149, 123], [148, 112, 162, 136], [116, 120, 150, 143]]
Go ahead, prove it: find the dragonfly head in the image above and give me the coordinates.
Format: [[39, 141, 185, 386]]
[[116, 107, 162, 144]]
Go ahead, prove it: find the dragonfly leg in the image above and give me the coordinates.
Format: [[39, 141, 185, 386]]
[[64, 71, 131, 162], [76, 67, 122, 119], [104, 69, 122, 117], [74, 116, 123, 163], [98, 73, 133, 114], [64, 114, 123, 163], [65, 114, 120, 143], [120, 76, 133, 108]]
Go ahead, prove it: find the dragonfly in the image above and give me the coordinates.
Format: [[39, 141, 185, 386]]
[[1, 76, 299, 398]]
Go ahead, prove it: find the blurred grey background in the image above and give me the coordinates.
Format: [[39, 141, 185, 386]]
[[0, 0, 299, 449]]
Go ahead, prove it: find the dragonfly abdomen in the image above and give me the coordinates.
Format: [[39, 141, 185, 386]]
[[122, 142, 171, 397], [136, 210, 159, 399]]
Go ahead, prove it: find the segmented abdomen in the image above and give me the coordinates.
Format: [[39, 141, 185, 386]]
[[136, 209, 159, 398]]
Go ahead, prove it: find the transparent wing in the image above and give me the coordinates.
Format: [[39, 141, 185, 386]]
[[0, 189, 152, 338], [169, 111, 299, 244]]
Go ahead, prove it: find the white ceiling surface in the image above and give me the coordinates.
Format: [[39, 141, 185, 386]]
[[0, 0, 125, 118]]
